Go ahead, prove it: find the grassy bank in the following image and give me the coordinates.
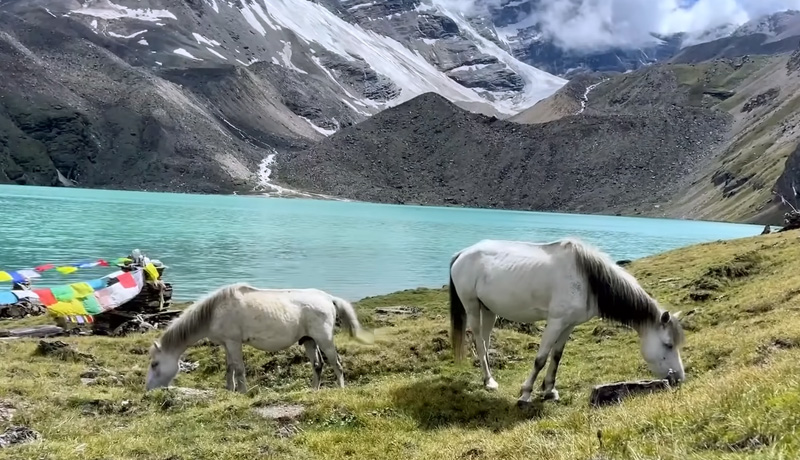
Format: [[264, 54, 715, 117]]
[[2, 232, 800, 459]]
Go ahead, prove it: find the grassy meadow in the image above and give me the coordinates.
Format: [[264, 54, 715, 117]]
[[1, 231, 800, 459]]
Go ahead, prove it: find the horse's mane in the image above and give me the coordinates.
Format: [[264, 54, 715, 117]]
[[159, 282, 250, 351], [564, 238, 684, 346]]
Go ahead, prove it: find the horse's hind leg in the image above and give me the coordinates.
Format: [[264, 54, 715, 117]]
[[478, 305, 498, 390], [315, 335, 345, 388], [301, 338, 324, 390]]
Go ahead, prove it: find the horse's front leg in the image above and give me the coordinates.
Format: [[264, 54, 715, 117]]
[[224, 340, 247, 393], [517, 317, 566, 408], [539, 325, 575, 401], [222, 342, 235, 391]]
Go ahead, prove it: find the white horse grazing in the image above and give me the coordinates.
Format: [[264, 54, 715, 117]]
[[449, 238, 685, 407], [145, 282, 374, 393]]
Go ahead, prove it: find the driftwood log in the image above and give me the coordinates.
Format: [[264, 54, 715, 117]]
[[589, 378, 672, 407], [0, 325, 65, 340]]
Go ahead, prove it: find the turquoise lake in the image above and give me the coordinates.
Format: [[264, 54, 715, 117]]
[[0, 184, 763, 301]]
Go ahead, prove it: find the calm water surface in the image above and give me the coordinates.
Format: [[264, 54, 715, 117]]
[[0, 185, 762, 301]]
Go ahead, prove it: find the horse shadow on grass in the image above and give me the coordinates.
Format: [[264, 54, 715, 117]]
[[390, 375, 543, 431]]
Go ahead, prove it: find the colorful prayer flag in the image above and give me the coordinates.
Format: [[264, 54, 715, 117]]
[[82, 296, 102, 315], [144, 263, 160, 281], [50, 285, 76, 302], [56, 266, 78, 275], [116, 272, 137, 289], [69, 282, 94, 298], [16, 269, 41, 280], [32, 288, 56, 306], [87, 278, 107, 290], [0, 272, 11, 282], [49, 299, 86, 316], [0, 292, 18, 305]]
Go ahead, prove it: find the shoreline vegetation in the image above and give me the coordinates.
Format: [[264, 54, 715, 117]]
[[2, 231, 800, 459]]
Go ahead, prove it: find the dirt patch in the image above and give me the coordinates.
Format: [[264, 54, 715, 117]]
[[687, 251, 762, 302], [741, 88, 779, 113], [753, 337, 800, 365], [80, 366, 123, 386], [495, 317, 539, 335], [373, 306, 422, 326], [0, 426, 39, 448], [73, 398, 134, 416], [34, 340, 95, 363]]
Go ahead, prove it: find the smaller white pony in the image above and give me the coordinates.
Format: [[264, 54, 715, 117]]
[[146, 282, 374, 393]]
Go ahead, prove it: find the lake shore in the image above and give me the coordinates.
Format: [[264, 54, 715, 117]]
[[1, 230, 799, 459]]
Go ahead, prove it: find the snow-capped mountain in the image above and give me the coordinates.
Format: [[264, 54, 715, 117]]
[[23, 0, 567, 118]]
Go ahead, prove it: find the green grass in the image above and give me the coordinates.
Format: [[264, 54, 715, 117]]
[[3, 232, 800, 459]]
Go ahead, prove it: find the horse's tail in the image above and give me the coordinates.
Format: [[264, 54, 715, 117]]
[[332, 297, 374, 344], [449, 251, 467, 363]]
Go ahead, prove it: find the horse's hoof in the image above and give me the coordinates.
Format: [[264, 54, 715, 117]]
[[542, 389, 560, 401], [484, 379, 499, 391], [516, 399, 532, 410]]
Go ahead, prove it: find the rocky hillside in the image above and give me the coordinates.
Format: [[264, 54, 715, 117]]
[[466, 46, 800, 224], [273, 92, 728, 214]]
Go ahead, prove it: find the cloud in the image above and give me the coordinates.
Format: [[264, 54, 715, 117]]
[[495, 0, 800, 52]]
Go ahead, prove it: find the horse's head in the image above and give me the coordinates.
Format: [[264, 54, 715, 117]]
[[639, 310, 686, 384], [145, 341, 180, 391]]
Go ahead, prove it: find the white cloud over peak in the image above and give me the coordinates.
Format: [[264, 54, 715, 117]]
[[532, 0, 800, 51], [434, 0, 800, 52]]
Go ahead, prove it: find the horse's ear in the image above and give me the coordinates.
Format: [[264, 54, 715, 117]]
[[152, 341, 161, 351], [660, 311, 671, 324]]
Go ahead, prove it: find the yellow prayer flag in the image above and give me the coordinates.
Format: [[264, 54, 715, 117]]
[[69, 282, 95, 298], [47, 299, 87, 317], [144, 263, 160, 280], [56, 266, 78, 275], [0, 271, 11, 282]]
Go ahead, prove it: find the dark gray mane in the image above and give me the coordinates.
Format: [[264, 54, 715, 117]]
[[159, 283, 247, 351], [564, 238, 684, 346]]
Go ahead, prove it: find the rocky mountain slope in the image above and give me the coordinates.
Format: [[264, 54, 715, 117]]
[[273, 92, 728, 214], [462, 45, 800, 224], [515, 45, 800, 225], [275, 28, 800, 224]]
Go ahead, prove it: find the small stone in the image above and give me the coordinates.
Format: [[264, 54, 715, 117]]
[[253, 403, 305, 422], [0, 426, 39, 448], [589, 379, 672, 407]]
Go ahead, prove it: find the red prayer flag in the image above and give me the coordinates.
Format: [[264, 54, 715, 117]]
[[35, 264, 55, 272], [97, 259, 109, 267], [116, 272, 137, 289], [33, 288, 57, 306]]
